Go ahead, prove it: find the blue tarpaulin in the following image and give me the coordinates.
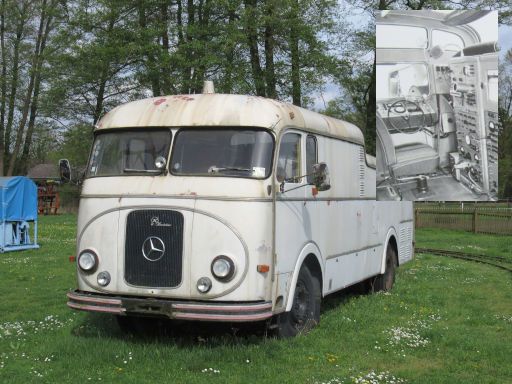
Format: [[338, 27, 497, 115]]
[[0, 176, 38, 222]]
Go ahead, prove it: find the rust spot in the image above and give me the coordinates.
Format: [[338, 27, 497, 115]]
[[172, 95, 195, 101], [289, 111, 295, 119], [190, 192, 197, 196], [153, 98, 167, 105]]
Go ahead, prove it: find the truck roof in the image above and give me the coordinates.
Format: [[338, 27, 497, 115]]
[[95, 94, 365, 146]]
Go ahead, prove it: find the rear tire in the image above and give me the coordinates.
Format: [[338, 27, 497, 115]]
[[277, 265, 321, 338], [373, 244, 398, 292]]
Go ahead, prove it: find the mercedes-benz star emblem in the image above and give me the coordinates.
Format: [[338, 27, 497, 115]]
[[142, 236, 166, 262]]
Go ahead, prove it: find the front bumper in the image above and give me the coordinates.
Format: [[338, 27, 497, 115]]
[[67, 290, 273, 322]]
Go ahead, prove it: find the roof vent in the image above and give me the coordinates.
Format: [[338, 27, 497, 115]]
[[202, 81, 215, 94]]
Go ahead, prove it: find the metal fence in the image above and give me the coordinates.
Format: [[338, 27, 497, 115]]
[[414, 204, 512, 235]]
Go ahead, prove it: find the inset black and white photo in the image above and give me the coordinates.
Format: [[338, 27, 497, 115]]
[[376, 10, 498, 201]]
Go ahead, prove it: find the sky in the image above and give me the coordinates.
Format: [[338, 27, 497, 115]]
[[499, 25, 512, 58], [312, 8, 510, 110]]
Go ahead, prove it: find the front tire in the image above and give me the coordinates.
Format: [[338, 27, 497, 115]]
[[277, 265, 321, 338], [373, 244, 398, 292]]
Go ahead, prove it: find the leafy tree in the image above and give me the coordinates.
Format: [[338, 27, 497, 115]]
[[499, 50, 512, 198]]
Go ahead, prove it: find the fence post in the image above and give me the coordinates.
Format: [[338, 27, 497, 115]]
[[415, 208, 419, 228], [472, 210, 478, 233]]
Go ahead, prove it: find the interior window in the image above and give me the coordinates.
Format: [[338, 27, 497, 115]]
[[277, 133, 301, 183], [306, 135, 317, 184], [487, 70, 498, 103], [376, 25, 428, 49], [432, 30, 464, 51], [376, 63, 429, 99]]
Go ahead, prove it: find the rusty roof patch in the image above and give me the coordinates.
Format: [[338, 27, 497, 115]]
[[96, 94, 364, 145]]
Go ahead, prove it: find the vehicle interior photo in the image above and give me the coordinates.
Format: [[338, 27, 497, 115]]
[[376, 10, 499, 201]]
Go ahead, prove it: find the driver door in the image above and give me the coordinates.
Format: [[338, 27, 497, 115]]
[[275, 132, 307, 275]]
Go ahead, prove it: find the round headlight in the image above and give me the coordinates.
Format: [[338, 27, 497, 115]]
[[211, 256, 235, 281], [197, 277, 212, 293], [97, 271, 111, 287], [78, 251, 97, 272]]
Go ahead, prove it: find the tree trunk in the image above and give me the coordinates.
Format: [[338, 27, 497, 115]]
[[180, 0, 195, 94], [264, 0, 276, 99], [3, 2, 28, 174], [223, 7, 236, 93], [7, 0, 47, 176], [18, 1, 55, 174], [289, 0, 301, 106], [91, 14, 116, 125], [0, 0, 7, 175], [192, 0, 210, 93], [92, 64, 109, 125], [159, 0, 171, 95], [244, 0, 265, 96], [365, 55, 376, 154], [138, 0, 160, 96]]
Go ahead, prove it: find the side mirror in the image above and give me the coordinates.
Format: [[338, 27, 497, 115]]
[[59, 159, 71, 183], [312, 163, 331, 191]]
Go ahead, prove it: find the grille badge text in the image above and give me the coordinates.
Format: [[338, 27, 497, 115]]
[[151, 216, 172, 227]]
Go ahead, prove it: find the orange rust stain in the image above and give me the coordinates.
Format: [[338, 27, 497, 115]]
[[172, 95, 195, 101], [153, 98, 167, 105]]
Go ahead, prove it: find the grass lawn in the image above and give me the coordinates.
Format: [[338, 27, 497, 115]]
[[0, 215, 511, 383], [415, 227, 512, 261]]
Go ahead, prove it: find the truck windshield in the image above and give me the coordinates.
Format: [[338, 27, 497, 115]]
[[170, 129, 273, 178], [87, 129, 171, 177]]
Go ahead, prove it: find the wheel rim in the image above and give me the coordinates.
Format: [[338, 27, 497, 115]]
[[291, 279, 310, 327]]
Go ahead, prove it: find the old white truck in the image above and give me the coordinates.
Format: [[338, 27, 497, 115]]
[[67, 89, 413, 337]]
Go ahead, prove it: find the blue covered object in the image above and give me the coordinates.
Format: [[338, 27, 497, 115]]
[[0, 176, 38, 221], [0, 176, 39, 252]]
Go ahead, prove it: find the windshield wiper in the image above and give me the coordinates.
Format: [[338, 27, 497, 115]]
[[123, 168, 163, 174], [208, 166, 253, 174]]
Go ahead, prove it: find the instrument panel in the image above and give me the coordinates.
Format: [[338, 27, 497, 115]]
[[377, 100, 436, 133], [485, 111, 499, 195], [449, 54, 498, 198]]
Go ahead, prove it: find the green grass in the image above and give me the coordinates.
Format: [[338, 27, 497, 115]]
[[0, 216, 511, 383], [415, 227, 512, 261]]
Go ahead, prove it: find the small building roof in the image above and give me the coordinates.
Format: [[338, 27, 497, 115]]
[[27, 163, 60, 180], [96, 94, 365, 145]]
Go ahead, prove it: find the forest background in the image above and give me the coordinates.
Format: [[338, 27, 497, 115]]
[[0, 0, 511, 198]]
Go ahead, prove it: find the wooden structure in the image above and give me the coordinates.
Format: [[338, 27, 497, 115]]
[[26, 163, 61, 215]]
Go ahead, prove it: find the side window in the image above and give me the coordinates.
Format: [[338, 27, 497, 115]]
[[277, 133, 301, 183], [432, 30, 464, 52], [306, 135, 317, 184]]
